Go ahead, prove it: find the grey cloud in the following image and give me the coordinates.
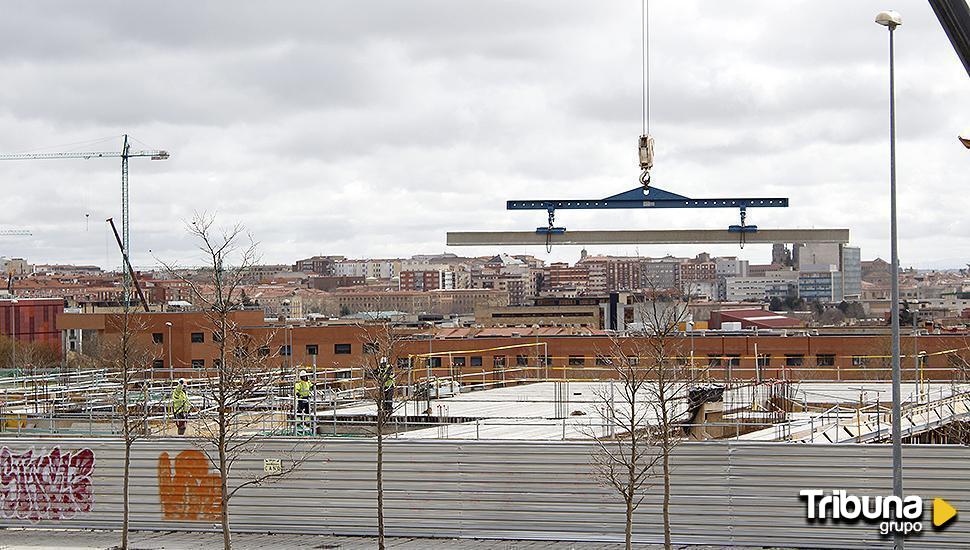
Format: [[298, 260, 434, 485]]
[[0, 0, 968, 270]]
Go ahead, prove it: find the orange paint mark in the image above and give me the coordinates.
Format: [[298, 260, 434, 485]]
[[157, 450, 222, 521]]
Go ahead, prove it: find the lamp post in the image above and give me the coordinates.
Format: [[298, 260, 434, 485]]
[[165, 321, 173, 381], [876, 10, 903, 549]]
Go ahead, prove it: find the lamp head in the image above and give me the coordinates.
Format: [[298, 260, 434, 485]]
[[875, 10, 902, 28]]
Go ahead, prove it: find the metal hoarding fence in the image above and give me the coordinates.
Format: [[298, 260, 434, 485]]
[[0, 437, 968, 548]]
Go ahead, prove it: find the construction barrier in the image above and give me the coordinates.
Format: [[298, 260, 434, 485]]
[[0, 437, 968, 548]]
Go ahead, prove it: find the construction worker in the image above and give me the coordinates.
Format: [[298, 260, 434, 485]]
[[294, 370, 312, 419], [378, 357, 394, 417], [172, 379, 189, 436]]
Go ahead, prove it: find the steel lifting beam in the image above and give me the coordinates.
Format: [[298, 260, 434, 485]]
[[507, 186, 788, 211], [507, 186, 788, 241]]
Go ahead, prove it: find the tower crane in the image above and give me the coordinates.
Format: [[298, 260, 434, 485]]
[[0, 134, 169, 302]]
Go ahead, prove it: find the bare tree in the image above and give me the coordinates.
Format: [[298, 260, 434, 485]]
[[355, 322, 412, 550], [0, 336, 59, 372], [159, 213, 306, 550], [586, 289, 699, 550], [97, 308, 154, 550]]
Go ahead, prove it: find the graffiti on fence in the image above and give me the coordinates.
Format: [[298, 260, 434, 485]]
[[157, 450, 222, 521], [0, 446, 96, 522]]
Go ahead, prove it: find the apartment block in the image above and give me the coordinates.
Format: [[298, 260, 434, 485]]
[[798, 265, 844, 303]]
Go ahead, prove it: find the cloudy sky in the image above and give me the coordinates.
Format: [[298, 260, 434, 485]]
[[1, 1, 968, 270]]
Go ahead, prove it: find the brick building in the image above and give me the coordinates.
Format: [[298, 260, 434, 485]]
[[58, 310, 970, 383], [293, 255, 345, 275], [0, 298, 62, 354], [400, 270, 447, 291]]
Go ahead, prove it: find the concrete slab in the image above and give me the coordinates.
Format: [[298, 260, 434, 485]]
[[446, 229, 850, 246]]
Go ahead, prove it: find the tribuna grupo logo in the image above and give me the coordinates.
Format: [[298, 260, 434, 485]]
[[800, 490, 958, 536]]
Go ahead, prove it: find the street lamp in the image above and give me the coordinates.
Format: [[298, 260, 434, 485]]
[[876, 10, 904, 549], [165, 321, 173, 381]]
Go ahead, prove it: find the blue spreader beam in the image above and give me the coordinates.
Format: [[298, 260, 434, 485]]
[[508, 185, 789, 246], [507, 186, 788, 211]]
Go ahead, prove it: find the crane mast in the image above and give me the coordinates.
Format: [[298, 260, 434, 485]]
[[0, 135, 169, 305]]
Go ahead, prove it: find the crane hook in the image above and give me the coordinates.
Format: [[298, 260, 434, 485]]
[[638, 134, 654, 192]]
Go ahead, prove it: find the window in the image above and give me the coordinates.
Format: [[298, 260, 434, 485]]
[[816, 354, 835, 367], [470, 356, 483, 367], [757, 354, 771, 367], [334, 343, 352, 355], [429, 357, 442, 368], [516, 355, 528, 367], [306, 344, 318, 356], [152, 359, 164, 369], [627, 357, 639, 367], [852, 356, 868, 367], [191, 332, 204, 344], [258, 346, 270, 357], [152, 333, 163, 344], [494, 356, 506, 369], [708, 355, 723, 367], [541, 355, 553, 367], [452, 357, 466, 367], [595, 355, 612, 366], [69, 341, 76, 352], [785, 354, 804, 367], [725, 354, 740, 367], [334, 369, 352, 380], [569, 355, 586, 366], [191, 359, 205, 368], [363, 342, 379, 354], [279, 345, 292, 356], [212, 331, 223, 342]]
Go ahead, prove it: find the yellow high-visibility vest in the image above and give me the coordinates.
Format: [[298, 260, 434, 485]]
[[295, 380, 312, 398], [172, 387, 188, 414]]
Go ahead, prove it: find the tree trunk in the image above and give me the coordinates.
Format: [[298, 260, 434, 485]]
[[220, 415, 231, 550], [662, 446, 671, 549], [624, 492, 633, 550], [121, 440, 131, 550], [376, 416, 385, 550]]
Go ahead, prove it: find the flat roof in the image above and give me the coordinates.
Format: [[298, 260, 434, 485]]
[[329, 381, 952, 440]]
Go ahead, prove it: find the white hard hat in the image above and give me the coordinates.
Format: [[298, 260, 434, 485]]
[[178, 378, 185, 385], [299, 370, 308, 378]]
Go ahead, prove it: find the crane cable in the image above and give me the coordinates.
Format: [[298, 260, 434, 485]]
[[642, 0, 649, 137], [638, 0, 654, 189]]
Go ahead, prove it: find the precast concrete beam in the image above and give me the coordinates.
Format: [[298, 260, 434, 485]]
[[446, 229, 850, 246]]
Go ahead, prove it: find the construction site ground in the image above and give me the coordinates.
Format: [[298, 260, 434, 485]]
[[0, 529, 794, 549]]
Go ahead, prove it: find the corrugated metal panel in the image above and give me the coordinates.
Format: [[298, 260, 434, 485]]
[[1, 437, 968, 547]]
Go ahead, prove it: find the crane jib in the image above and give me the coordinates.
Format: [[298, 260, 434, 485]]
[[0, 150, 169, 160]]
